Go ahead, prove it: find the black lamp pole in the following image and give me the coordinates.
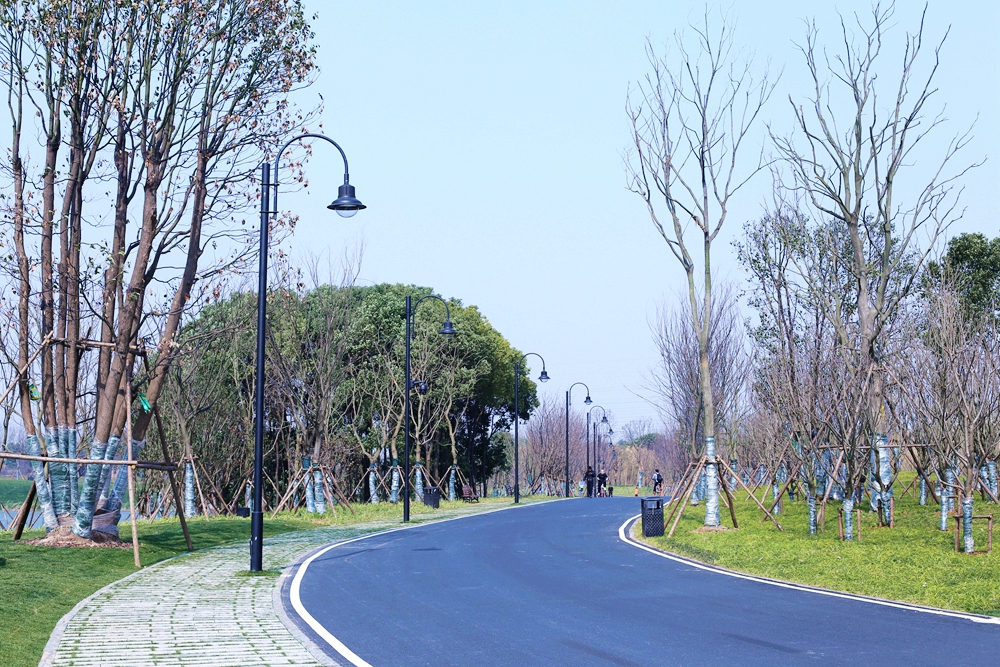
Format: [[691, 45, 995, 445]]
[[403, 295, 456, 522], [586, 405, 606, 497], [565, 383, 591, 498], [513, 353, 549, 504], [251, 134, 364, 572]]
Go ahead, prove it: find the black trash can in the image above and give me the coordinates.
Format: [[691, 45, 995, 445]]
[[641, 497, 665, 537], [423, 486, 440, 509]]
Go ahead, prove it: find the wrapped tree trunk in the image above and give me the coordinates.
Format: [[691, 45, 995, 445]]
[[26, 434, 58, 532], [184, 462, 196, 518], [313, 469, 326, 514], [390, 462, 400, 504], [843, 497, 855, 541], [367, 464, 379, 504]]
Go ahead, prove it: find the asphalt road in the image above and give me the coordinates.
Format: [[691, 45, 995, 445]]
[[284, 498, 1000, 666]]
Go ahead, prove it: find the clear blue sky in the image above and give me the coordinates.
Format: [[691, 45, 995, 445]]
[[281, 1, 999, 433]]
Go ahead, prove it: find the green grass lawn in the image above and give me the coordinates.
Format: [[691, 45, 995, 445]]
[[0, 478, 32, 509], [0, 494, 540, 667], [638, 481, 1000, 616]]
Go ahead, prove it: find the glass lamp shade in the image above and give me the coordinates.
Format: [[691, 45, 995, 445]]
[[440, 319, 457, 338], [328, 182, 365, 217], [538, 370, 550, 382]]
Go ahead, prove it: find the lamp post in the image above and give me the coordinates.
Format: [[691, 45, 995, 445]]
[[586, 405, 608, 483], [595, 421, 614, 480], [251, 134, 365, 571], [565, 383, 591, 497], [513, 353, 549, 504], [403, 295, 456, 522]]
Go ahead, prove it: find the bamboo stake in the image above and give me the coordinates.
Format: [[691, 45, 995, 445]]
[[125, 371, 141, 568], [0, 451, 176, 470]]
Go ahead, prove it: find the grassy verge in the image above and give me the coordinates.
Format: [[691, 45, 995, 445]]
[[0, 494, 546, 667], [0, 478, 32, 508], [636, 483, 1000, 615]]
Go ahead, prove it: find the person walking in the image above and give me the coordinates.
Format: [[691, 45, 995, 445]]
[[652, 469, 664, 496], [585, 467, 596, 498], [597, 470, 608, 497]]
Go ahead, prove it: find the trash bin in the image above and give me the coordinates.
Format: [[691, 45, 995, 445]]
[[641, 497, 665, 537], [423, 486, 440, 509]]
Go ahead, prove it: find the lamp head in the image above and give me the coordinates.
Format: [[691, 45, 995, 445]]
[[609, 428, 614, 436], [439, 319, 457, 338], [601, 415, 608, 424], [538, 369, 550, 383], [328, 182, 366, 218], [584, 395, 592, 405]]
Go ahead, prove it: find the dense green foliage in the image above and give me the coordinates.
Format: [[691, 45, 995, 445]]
[[152, 283, 537, 509], [926, 232, 1000, 318]]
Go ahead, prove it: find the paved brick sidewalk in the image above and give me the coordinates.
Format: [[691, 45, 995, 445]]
[[39, 507, 498, 667]]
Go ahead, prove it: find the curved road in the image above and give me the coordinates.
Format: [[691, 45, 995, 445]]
[[283, 498, 999, 666]]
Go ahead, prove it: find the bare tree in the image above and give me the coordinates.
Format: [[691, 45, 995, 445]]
[[648, 283, 751, 474], [627, 10, 774, 525], [771, 3, 976, 514]]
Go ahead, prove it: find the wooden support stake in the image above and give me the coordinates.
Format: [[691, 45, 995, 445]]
[[662, 459, 702, 531], [11, 481, 36, 540], [717, 458, 783, 531], [667, 458, 706, 538], [906, 448, 939, 505], [271, 468, 308, 518], [323, 466, 356, 515], [125, 370, 141, 568], [667, 462, 696, 505], [763, 462, 802, 518], [0, 333, 53, 408], [820, 451, 844, 506], [189, 457, 211, 521], [717, 459, 738, 529], [150, 400, 192, 551]]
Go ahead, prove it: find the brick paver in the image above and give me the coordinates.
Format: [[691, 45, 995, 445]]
[[41, 506, 500, 666]]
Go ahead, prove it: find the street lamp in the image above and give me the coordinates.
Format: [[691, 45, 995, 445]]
[[251, 134, 364, 571], [565, 383, 591, 498], [513, 353, 549, 504], [586, 405, 608, 477], [403, 294, 456, 522]]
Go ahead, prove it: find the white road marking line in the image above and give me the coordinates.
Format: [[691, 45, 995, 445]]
[[288, 501, 562, 666], [617, 514, 1000, 625]]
